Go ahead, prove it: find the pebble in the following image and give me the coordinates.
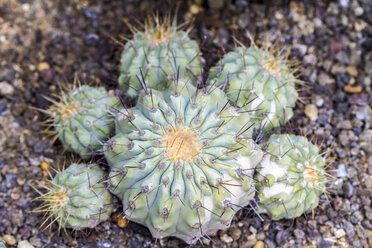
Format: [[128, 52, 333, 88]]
[[85, 33, 99, 46], [275, 230, 289, 246], [313, 95, 324, 107], [229, 227, 242, 240], [344, 221, 355, 238], [305, 104, 318, 121], [346, 66, 358, 77], [0, 81, 15, 96], [339, 130, 349, 146], [334, 228, 346, 238], [294, 229, 305, 240], [0, 100, 7, 116], [344, 181, 354, 198], [318, 72, 335, 85], [2, 234, 17, 245], [253, 241, 264, 248], [338, 0, 350, 9], [337, 164, 348, 178], [348, 93, 368, 105], [293, 44, 307, 56], [220, 233, 233, 243], [37, 62, 50, 71], [354, 6, 364, 16], [351, 211, 364, 224], [303, 54, 317, 65], [264, 239, 276, 248], [18, 240, 35, 248], [189, 4, 202, 14], [337, 120, 352, 129], [344, 85, 362, 93]]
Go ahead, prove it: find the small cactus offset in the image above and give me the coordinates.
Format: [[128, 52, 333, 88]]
[[208, 43, 298, 130], [118, 16, 203, 97], [105, 82, 263, 243], [45, 85, 120, 158], [35, 163, 113, 230], [255, 134, 328, 220]]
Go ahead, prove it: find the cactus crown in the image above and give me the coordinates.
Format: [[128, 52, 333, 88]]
[[257, 42, 294, 79], [51, 99, 80, 121], [144, 16, 177, 45], [163, 126, 202, 162], [128, 14, 187, 46]]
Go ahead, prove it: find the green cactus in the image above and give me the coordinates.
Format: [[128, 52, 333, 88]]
[[105, 81, 263, 244], [45, 85, 119, 158], [255, 134, 327, 220], [0, 239, 5, 248], [118, 16, 203, 98], [208, 44, 298, 130], [35, 163, 113, 230]]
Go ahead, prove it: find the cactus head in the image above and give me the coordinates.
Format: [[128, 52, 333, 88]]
[[119, 15, 203, 98], [45, 84, 119, 158], [34, 163, 113, 231], [105, 82, 263, 244], [208, 41, 299, 130], [256, 134, 328, 220]]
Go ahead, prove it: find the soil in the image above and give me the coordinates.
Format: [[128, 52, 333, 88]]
[[0, 0, 371, 247]]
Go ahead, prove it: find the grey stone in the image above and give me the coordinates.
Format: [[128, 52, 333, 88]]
[[337, 164, 348, 178]]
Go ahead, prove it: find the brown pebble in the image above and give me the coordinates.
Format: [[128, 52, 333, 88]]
[[344, 85, 362, 93], [117, 217, 128, 228], [346, 66, 358, 77], [112, 212, 128, 228], [254, 241, 264, 248], [37, 62, 50, 71], [189, 4, 202, 15], [40, 162, 49, 171], [2, 234, 17, 245], [304, 104, 318, 121]]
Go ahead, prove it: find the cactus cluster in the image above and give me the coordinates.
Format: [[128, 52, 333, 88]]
[[36, 16, 329, 245]]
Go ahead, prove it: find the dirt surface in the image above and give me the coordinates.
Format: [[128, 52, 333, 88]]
[[0, 0, 371, 247]]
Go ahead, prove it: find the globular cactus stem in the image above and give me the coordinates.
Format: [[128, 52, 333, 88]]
[[255, 134, 329, 220], [208, 40, 299, 130], [105, 81, 263, 244], [34, 163, 114, 230], [118, 15, 203, 98], [43, 84, 120, 158], [0, 239, 5, 248]]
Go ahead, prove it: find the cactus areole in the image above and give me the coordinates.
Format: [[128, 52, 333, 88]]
[[105, 82, 263, 244]]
